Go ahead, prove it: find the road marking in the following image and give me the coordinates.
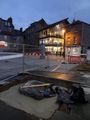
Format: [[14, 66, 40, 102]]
[[51, 64, 61, 72], [0, 54, 23, 60]]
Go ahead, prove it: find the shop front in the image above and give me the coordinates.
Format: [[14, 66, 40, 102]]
[[39, 38, 64, 54]]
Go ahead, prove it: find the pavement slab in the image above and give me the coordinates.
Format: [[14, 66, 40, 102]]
[[69, 102, 90, 120], [0, 101, 34, 120], [51, 111, 79, 120]]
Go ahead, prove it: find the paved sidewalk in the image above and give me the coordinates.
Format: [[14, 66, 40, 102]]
[[0, 101, 34, 120]]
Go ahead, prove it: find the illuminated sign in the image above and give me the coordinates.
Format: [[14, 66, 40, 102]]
[[71, 47, 81, 56], [68, 47, 81, 63], [0, 41, 7, 47]]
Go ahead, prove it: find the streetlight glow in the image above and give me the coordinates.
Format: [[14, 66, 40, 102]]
[[62, 29, 65, 34]]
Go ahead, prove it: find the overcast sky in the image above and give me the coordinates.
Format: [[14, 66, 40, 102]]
[[0, 0, 90, 30]]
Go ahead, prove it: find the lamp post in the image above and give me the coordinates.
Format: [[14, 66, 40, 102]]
[[62, 29, 65, 58]]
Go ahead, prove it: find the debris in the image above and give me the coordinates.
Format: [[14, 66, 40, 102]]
[[55, 84, 88, 104], [22, 83, 51, 88], [19, 80, 56, 100]]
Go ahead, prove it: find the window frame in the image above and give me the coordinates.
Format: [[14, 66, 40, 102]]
[[73, 36, 77, 44]]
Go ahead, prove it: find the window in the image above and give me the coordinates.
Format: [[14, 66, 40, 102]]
[[67, 27, 71, 32], [4, 36, 7, 40], [9, 28, 12, 32], [43, 31, 46, 35], [8, 22, 10, 26], [73, 36, 77, 44], [67, 37, 70, 44], [5, 21, 7, 26], [39, 40, 42, 44], [14, 44, 16, 47], [32, 27, 34, 32], [74, 26, 77, 32]]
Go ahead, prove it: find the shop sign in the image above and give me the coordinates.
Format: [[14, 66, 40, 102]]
[[71, 47, 81, 56], [68, 47, 81, 63]]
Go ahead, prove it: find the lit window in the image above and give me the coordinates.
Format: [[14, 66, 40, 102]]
[[56, 24, 60, 29], [67, 37, 70, 44], [45, 40, 48, 43], [73, 36, 77, 44], [4, 36, 7, 40], [40, 40, 43, 44], [5, 42, 8, 47], [14, 44, 16, 47]]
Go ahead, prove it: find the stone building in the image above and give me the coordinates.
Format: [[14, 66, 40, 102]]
[[24, 18, 47, 46], [64, 20, 90, 55], [0, 17, 24, 52], [13, 28, 24, 52], [0, 17, 14, 50]]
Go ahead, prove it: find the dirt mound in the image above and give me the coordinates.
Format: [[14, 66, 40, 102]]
[[71, 61, 90, 72]]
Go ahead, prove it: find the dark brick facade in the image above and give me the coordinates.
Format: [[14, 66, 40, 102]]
[[64, 20, 90, 53]]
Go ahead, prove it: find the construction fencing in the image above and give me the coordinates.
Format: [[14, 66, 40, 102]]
[[0, 43, 87, 80]]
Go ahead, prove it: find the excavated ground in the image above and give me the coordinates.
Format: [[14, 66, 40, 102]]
[[71, 61, 90, 72], [0, 61, 90, 119]]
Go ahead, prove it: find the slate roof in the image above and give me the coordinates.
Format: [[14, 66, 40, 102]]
[[37, 18, 69, 32]]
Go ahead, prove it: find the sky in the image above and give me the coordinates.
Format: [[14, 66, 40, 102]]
[[0, 0, 90, 31]]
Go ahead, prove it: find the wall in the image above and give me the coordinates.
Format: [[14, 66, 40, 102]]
[[82, 23, 90, 48], [65, 23, 82, 46]]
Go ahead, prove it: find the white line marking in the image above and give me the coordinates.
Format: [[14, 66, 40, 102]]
[[51, 64, 61, 72], [0, 54, 23, 60]]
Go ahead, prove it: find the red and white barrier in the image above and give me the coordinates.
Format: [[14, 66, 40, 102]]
[[68, 56, 81, 63], [24, 53, 46, 56]]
